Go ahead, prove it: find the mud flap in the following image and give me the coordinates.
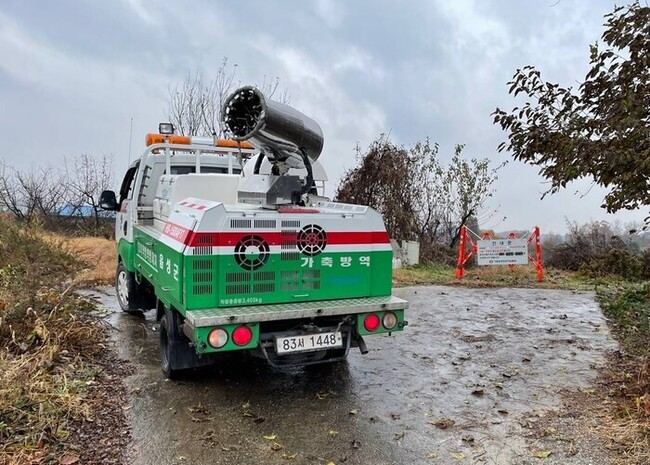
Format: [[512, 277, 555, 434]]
[[162, 308, 215, 375]]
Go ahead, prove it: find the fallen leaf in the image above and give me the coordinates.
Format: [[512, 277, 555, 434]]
[[532, 450, 552, 459], [189, 403, 210, 415], [429, 418, 455, 429], [328, 430, 339, 437], [263, 434, 278, 440], [327, 462, 336, 465], [637, 393, 650, 414], [59, 454, 79, 465], [450, 451, 465, 459], [271, 442, 283, 451]]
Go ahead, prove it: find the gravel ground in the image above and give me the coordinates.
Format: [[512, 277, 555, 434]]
[[66, 352, 133, 465], [84, 284, 618, 465]]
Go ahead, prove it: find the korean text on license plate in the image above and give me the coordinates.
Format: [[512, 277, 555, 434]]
[[276, 332, 343, 355]]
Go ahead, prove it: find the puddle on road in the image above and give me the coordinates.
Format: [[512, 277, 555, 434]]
[[87, 285, 617, 465]]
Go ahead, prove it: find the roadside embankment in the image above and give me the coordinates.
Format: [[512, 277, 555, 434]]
[[0, 220, 129, 465]]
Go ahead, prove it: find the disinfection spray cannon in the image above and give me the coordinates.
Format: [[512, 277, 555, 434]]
[[221, 86, 324, 207]]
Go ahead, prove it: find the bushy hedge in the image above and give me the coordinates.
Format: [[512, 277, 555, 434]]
[[544, 221, 650, 280]]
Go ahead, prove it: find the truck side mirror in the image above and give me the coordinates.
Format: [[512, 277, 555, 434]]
[[99, 190, 118, 211]]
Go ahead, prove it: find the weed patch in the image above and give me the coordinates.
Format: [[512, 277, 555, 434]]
[[592, 283, 650, 464], [393, 263, 597, 290], [0, 219, 123, 463]]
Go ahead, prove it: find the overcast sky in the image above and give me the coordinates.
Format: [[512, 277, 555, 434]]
[[0, 0, 644, 234]]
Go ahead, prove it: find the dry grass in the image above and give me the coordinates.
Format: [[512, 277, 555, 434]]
[[0, 319, 104, 464], [60, 236, 116, 285], [44, 234, 116, 286], [0, 220, 109, 463], [580, 353, 650, 465], [393, 264, 457, 286], [594, 286, 650, 465], [393, 263, 595, 290]]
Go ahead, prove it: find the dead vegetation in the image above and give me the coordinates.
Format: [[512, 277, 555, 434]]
[[393, 263, 593, 290], [0, 218, 124, 464], [56, 235, 116, 286], [595, 285, 650, 464]]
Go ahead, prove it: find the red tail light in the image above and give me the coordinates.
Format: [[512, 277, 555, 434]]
[[364, 313, 381, 332], [232, 325, 253, 346]]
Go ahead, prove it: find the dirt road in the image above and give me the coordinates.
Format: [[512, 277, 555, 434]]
[[90, 285, 617, 465]]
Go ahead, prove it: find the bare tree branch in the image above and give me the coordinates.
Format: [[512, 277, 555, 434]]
[[167, 57, 291, 137]]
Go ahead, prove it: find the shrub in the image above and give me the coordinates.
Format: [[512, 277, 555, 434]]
[[544, 220, 644, 279]]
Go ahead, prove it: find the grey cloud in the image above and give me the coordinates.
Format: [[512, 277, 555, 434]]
[[0, 0, 643, 233]]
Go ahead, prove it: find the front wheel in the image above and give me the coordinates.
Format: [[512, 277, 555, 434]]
[[115, 263, 143, 314]]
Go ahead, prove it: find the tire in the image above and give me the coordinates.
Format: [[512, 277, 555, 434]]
[[160, 309, 184, 379], [115, 263, 144, 314], [159, 307, 208, 379]]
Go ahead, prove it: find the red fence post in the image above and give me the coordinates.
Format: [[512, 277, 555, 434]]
[[534, 226, 543, 282], [527, 226, 544, 282], [455, 225, 467, 279]]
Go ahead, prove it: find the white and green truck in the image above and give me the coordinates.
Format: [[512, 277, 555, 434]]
[[100, 87, 408, 378]]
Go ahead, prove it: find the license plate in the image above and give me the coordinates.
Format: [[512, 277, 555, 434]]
[[276, 332, 343, 355]]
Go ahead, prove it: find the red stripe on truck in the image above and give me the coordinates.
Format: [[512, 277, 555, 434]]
[[184, 231, 390, 247]]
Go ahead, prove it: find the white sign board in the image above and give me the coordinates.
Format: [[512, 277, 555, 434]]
[[477, 239, 528, 266]]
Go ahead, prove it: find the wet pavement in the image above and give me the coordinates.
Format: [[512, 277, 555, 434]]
[[89, 285, 617, 465]]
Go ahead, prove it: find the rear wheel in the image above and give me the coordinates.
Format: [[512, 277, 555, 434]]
[[159, 307, 210, 379], [160, 309, 183, 379]]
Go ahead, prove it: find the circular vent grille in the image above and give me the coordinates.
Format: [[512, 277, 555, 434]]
[[234, 235, 270, 270], [298, 224, 327, 256]]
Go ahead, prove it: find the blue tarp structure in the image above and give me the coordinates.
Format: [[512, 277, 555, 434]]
[[59, 204, 115, 218]]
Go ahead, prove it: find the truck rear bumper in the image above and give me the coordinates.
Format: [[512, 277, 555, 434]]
[[185, 295, 409, 327]]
